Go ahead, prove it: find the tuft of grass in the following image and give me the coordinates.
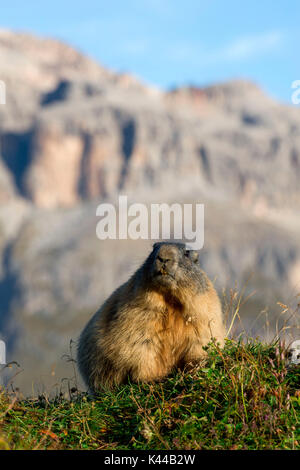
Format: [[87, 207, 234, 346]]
[[0, 339, 299, 450]]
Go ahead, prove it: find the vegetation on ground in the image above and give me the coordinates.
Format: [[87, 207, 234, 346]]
[[0, 339, 299, 450]]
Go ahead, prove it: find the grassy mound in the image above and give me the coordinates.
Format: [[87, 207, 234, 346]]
[[0, 340, 299, 450]]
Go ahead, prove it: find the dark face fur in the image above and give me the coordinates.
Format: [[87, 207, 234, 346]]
[[144, 242, 202, 294]]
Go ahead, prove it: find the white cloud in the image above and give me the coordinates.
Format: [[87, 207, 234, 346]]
[[165, 31, 284, 67], [119, 39, 149, 56], [221, 31, 283, 61]]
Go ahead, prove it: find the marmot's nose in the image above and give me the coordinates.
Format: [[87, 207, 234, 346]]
[[157, 255, 171, 269], [155, 245, 177, 273], [157, 245, 176, 262]]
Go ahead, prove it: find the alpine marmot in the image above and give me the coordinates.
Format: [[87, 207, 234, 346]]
[[77, 242, 225, 391]]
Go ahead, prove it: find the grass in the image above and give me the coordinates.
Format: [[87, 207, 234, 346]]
[[0, 339, 299, 450]]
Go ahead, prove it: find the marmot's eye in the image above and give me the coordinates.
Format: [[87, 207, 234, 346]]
[[186, 250, 199, 263]]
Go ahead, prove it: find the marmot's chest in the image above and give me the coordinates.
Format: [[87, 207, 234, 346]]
[[149, 303, 196, 365]]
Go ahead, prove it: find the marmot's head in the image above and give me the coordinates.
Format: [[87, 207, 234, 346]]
[[142, 242, 207, 296]]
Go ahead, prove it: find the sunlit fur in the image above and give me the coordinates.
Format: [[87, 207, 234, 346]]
[[77, 242, 225, 391]]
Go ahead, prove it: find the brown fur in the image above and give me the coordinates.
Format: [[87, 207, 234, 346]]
[[77, 242, 225, 391]]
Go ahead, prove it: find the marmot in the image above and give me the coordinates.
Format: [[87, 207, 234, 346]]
[[77, 242, 225, 391]]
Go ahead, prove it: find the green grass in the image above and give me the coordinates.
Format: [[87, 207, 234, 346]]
[[0, 339, 299, 450]]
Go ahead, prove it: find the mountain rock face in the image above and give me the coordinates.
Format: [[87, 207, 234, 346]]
[[0, 30, 299, 393]]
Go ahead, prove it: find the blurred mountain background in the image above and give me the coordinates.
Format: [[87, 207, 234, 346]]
[[0, 2, 300, 393]]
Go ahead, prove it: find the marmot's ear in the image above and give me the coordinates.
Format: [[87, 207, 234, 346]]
[[188, 250, 199, 263]]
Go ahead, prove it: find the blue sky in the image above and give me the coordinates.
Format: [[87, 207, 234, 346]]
[[1, 0, 299, 102]]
